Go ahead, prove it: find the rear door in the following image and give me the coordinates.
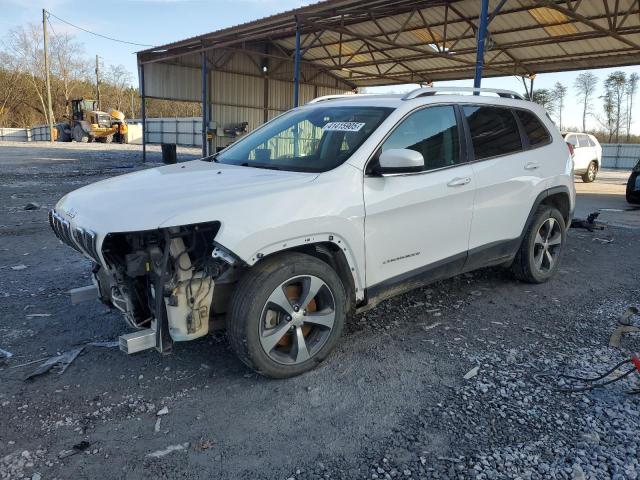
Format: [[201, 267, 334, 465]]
[[571, 134, 590, 172], [463, 105, 534, 262], [363, 105, 475, 289], [581, 134, 598, 164]]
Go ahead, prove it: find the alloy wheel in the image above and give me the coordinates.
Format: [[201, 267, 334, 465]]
[[588, 163, 596, 181], [533, 217, 562, 273], [259, 275, 336, 365]]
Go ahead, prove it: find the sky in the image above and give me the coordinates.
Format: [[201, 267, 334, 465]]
[[1, 0, 638, 133]]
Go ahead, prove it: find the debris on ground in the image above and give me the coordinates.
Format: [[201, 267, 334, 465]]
[[619, 306, 639, 326], [24, 202, 40, 210], [24, 348, 84, 381], [87, 340, 119, 348], [10, 264, 28, 271], [25, 313, 51, 318], [146, 443, 190, 458], [0, 347, 13, 361], [592, 237, 614, 244], [196, 440, 213, 451], [463, 366, 479, 379], [154, 417, 162, 433], [22, 339, 120, 380], [609, 306, 640, 349], [422, 322, 442, 331], [156, 406, 169, 416], [570, 211, 606, 231], [58, 441, 91, 459]]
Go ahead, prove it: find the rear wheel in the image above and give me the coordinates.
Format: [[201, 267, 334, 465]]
[[227, 252, 346, 378], [103, 134, 113, 144], [512, 205, 566, 283], [581, 161, 597, 183]]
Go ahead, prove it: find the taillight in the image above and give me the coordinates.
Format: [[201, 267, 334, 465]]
[[566, 142, 574, 157]]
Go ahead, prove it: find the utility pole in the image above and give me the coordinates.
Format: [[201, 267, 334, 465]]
[[95, 55, 101, 110], [42, 9, 54, 142], [130, 89, 135, 119]]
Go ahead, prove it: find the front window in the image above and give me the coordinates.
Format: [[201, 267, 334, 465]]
[[213, 106, 393, 172]]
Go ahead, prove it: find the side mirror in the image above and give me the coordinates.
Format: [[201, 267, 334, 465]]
[[375, 148, 424, 175]]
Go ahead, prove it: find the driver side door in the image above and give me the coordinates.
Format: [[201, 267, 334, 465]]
[[363, 105, 475, 295]]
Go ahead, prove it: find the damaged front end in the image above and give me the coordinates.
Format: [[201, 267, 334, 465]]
[[51, 213, 240, 354]]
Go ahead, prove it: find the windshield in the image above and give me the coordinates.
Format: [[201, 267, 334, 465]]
[[214, 106, 393, 172]]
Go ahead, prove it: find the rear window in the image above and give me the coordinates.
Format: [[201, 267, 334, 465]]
[[462, 106, 522, 160], [579, 134, 594, 147], [515, 110, 550, 147]]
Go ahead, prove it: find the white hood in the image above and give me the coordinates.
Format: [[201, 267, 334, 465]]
[[54, 161, 317, 233]]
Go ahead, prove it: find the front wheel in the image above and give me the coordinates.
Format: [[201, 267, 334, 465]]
[[73, 124, 89, 143], [227, 252, 346, 378], [512, 205, 566, 283], [581, 161, 597, 183]]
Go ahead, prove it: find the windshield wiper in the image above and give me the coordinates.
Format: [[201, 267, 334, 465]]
[[239, 162, 281, 171], [201, 152, 219, 163]]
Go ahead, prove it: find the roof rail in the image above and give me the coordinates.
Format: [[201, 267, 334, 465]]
[[402, 87, 524, 101], [307, 94, 355, 104]]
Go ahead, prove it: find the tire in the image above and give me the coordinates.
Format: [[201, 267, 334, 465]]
[[512, 205, 566, 284], [227, 252, 346, 378], [581, 161, 597, 183], [626, 171, 640, 205], [103, 134, 113, 144], [72, 124, 89, 143], [56, 124, 71, 142]]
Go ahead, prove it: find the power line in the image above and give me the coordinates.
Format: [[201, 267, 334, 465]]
[[46, 10, 153, 48]]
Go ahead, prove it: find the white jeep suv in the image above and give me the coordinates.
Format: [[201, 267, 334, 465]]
[[563, 132, 602, 183], [50, 87, 575, 378]]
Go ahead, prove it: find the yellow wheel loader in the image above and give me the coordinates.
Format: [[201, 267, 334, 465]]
[[56, 99, 128, 144]]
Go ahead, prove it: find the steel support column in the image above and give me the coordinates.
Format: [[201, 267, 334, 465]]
[[293, 16, 301, 107], [201, 50, 208, 158], [474, 0, 490, 90], [140, 63, 146, 163]]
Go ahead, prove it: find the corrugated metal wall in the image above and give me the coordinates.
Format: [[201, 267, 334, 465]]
[[602, 144, 640, 169], [0, 128, 30, 142], [142, 48, 351, 149]]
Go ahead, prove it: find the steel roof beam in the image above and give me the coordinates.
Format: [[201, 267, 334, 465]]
[[534, 0, 640, 50], [302, 9, 640, 65]]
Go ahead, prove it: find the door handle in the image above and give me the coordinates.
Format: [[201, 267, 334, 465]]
[[447, 177, 471, 187], [524, 162, 540, 170]]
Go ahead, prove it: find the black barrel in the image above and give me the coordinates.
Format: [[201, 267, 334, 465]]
[[161, 143, 177, 164]]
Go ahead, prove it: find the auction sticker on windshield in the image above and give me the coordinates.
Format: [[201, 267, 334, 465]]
[[322, 122, 366, 132]]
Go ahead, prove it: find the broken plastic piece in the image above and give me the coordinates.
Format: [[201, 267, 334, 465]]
[[0, 347, 13, 361], [147, 443, 190, 458], [23, 338, 120, 380], [24, 348, 84, 380], [463, 366, 479, 379]]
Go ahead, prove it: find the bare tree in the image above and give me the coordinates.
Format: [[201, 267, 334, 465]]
[[0, 51, 23, 126], [49, 32, 90, 118], [4, 23, 52, 125], [552, 82, 568, 130], [625, 73, 639, 142], [574, 72, 598, 132], [603, 71, 627, 142], [103, 64, 133, 112]]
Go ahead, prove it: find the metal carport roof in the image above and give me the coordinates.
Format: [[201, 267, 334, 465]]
[[138, 0, 640, 87]]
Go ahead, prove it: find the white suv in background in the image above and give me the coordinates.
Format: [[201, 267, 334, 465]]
[[50, 87, 575, 378], [564, 132, 602, 182]]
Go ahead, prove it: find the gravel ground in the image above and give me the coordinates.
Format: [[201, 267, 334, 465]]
[[0, 142, 639, 480]]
